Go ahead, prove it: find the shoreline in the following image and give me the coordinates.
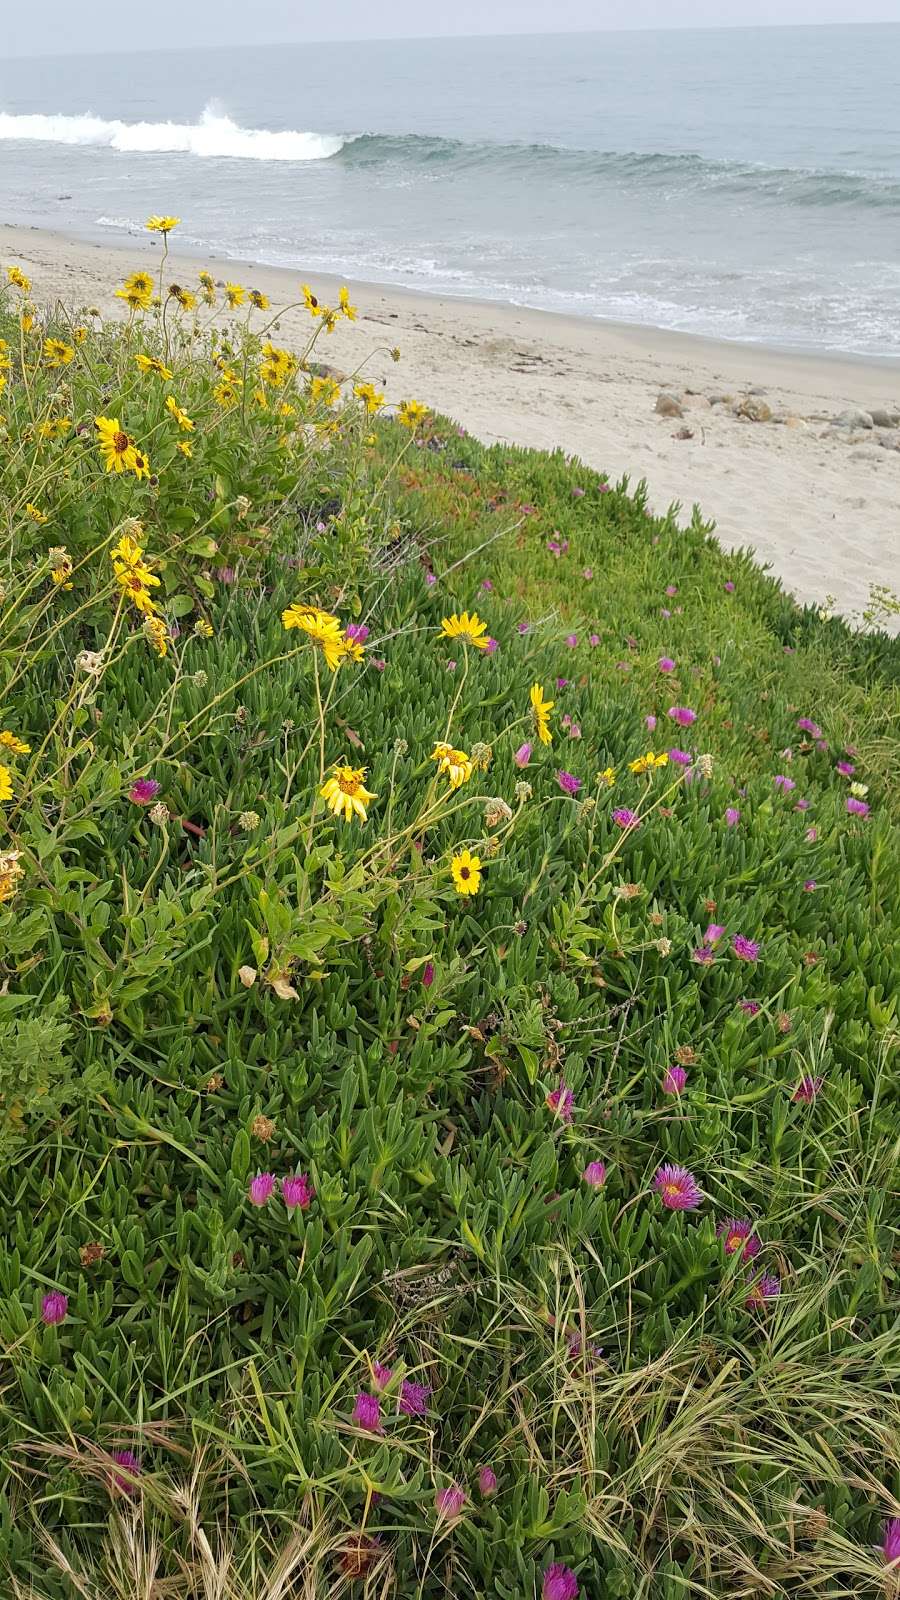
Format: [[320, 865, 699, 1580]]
[[3, 220, 899, 627], [10, 215, 900, 375]]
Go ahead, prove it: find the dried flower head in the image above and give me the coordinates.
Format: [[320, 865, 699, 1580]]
[[75, 649, 104, 675], [484, 796, 513, 828], [79, 1241, 106, 1266], [148, 801, 169, 826], [239, 810, 260, 831], [251, 1115, 275, 1142]]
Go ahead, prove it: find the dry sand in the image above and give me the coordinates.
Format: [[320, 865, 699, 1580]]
[[3, 222, 899, 627]]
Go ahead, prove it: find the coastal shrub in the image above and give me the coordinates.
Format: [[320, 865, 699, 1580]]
[[1, 228, 898, 1600]]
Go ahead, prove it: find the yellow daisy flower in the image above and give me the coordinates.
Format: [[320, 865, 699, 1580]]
[[199, 270, 215, 290], [279, 401, 297, 418], [353, 381, 385, 414], [131, 448, 151, 481], [25, 503, 48, 525], [116, 283, 153, 312], [398, 398, 429, 430], [440, 611, 490, 650], [0, 730, 30, 754], [249, 288, 270, 309], [451, 848, 482, 896], [126, 271, 155, 295], [301, 283, 321, 316], [146, 215, 180, 233], [37, 418, 71, 439], [143, 615, 169, 656], [320, 764, 377, 824], [225, 283, 246, 308], [7, 266, 31, 292], [530, 683, 554, 745], [0, 765, 13, 804], [165, 395, 194, 431], [95, 416, 138, 474], [134, 353, 174, 380], [73, 326, 88, 343], [431, 742, 473, 791], [177, 441, 193, 457], [339, 285, 357, 321], [165, 284, 195, 311], [281, 604, 348, 671], [48, 547, 73, 586], [213, 379, 238, 408], [597, 767, 616, 788], [43, 338, 75, 368], [629, 750, 669, 775], [194, 618, 214, 638], [310, 375, 341, 407]]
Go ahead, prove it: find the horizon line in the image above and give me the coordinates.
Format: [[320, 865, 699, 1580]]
[[5, 17, 899, 62]]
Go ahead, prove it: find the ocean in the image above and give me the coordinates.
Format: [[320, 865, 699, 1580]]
[[2, 25, 899, 358]]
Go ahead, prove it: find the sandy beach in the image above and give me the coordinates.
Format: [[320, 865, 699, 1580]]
[[3, 221, 899, 626]]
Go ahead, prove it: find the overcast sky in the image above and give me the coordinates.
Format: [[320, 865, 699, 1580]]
[[5, 0, 898, 56]]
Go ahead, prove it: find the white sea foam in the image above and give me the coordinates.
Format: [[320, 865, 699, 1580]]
[[0, 104, 345, 161]]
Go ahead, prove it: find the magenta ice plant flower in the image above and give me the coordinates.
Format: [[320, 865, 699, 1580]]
[[546, 1081, 574, 1122], [704, 923, 725, 944], [612, 807, 640, 829], [129, 778, 161, 805], [249, 1172, 275, 1206], [345, 622, 369, 643], [774, 775, 796, 791], [435, 1485, 466, 1520], [565, 633, 578, 647], [662, 1065, 687, 1095], [589, 632, 600, 645], [645, 714, 657, 731], [513, 742, 532, 767], [282, 1173, 313, 1210], [724, 580, 735, 592], [725, 807, 741, 826], [658, 657, 676, 672], [582, 1159, 607, 1188], [516, 621, 529, 634], [665, 584, 678, 596], [739, 998, 761, 1016], [667, 706, 697, 726], [717, 1218, 761, 1261], [372, 1361, 393, 1389], [41, 1290, 68, 1326], [692, 947, 715, 965], [543, 1563, 579, 1600], [793, 1074, 824, 1103], [399, 1379, 431, 1417], [654, 1164, 702, 1210], [805, 826, 818, 842], [836, 760, 855, 776], [110, 1450, 141, 1494], [422, 961, 435, 987], [557, 770, 582, 795], [478, 1466, 498, 1496], [796, 717, 822, 737], [668, 748, 691, 765], [484, 637, 499, 654], [883, 1520, 900, 1566], [746, 1273, 781, 1307], [352, 1392, 383, 1433], [803, 879, 816, 892], [846, 796, 870, 817], [732, 935, 759, 962]]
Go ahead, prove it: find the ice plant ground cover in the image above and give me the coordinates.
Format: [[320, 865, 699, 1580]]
[[0, 233, 899, 1600]]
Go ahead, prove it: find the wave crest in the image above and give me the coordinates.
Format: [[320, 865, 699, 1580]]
[[0, 104, 345, 162]]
